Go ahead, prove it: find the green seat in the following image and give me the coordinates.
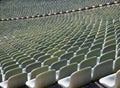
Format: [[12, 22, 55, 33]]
[[81, 42, 91, 48], [30, 65, 49, 79], [43, 47, 53, 53], [0, 59, 13, 66], [92, 59, 113, 81], [100, 50, 115, 62], [69, 54, 84, 64], [87, 48, 100, 58], [33, 52, 46, 60], [47, 48, 59, 54], [91, 42, 102, 50], [26, 70, 56, 88], [73, 41, 82, 47], [104, 39, 116, 46], [53, 50, 65, 57], [2, 61, 16, 70], [61, 44, 72, 51], [58, 67, 92, 88], [94, 38, 104, 44], [60, 52, 73, 60], [7, 73, 27, 88], [26, 62, 41, 73], [3, 64, 19, 74], [18, 57, 30, 64], [43, 57, 58, 66], [51, 59, 67, 71], [79, 56, 97, 69], [4, 67, 22, 80], [76, 47, 89, 55], [114, 57, 120, 72], [103, 44, 116, 53], [106, 35, 115, 41], [58, 63, 77, 80], [21, 59, 35, 68], [15, 55, 28, 62], [37, 54, 51, 62], [67, 45, 79, 52], [117, 48, 120, 57]]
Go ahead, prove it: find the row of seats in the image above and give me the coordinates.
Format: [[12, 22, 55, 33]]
[[0, 3, 120, 88], [0, 58, 119, 88], [0, 0, 117, 18]]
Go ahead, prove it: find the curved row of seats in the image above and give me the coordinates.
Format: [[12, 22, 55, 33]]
[[0, 58, 120, 88], [0, 0, 118, 18], [0, 3, 120, 88]]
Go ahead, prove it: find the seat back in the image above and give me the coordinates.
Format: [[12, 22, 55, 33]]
[[5, 67, 22, 80], [8, 73, 27, 88], [92, 59, 113, 81], [114, 57, 120, 72], [67, 45, 79, 52], [3, 64, 19, 74], [26, 62, 41, 73], [80, 56, 97, 69], [87, 48, 100, 58], [30, 65, 48, 79], [100, 50, 115, 62], [60, 52, 73, 60], [70, 67, 91, 88], [51, 59, 67, 70], [76, 47, 89, 55], [21, 59, 35, 68], [53, 50, 65, 57], [102, 44, 116, 53], [58, 63, 77, 80], [35, 70, 56, 88], [37, 54, 51, 62], [69, 54, 84, 64], [43, 56, 58, 66]]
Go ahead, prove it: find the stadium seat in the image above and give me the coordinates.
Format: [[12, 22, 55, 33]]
[[60, 52, 74, 60], [0, 73, 27, 88], [79, 56, 97, 69], [26, 70, 56, 88], [87, 48, 100, 58], [67, 45, 79, 52], [92, 59, 113, 81], [91, 42, 102, 50], [99, 70, 120, 88], [102, 44, 116, 53], [33, 52, 46, 60], [58, 63, 77, 80], [4, 67, 22, 80], [2, 61, 16, 70], [58, 67, 91, 88], [29, 65, 48, 80], [69, 54, 84, 64], [76, 47, 89, 55], [99, 50, 115, 62], [43, 56, 58, 66], [25, 62, 41, 73], [53, 50, 65, 57], [21, 59, 35, 68], [50, 59, 67, 71], [37, 54, 51, 62], [114, 57, 120, 72], [3, 64, 19, 74]]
